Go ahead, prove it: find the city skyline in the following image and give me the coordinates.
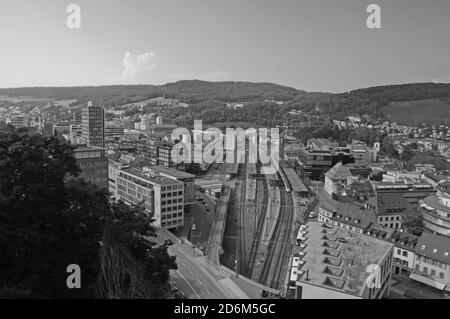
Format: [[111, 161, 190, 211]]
[[0, 0, 450, 92]]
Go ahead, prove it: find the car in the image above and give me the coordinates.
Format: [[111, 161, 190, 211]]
[[192, 224, 196, 231], [169, 281, 178, 292], [308, 212, 315, 218], [164, 239, 174, 246], [337, 238, 348, 243]]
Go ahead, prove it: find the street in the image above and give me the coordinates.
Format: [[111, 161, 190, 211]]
[[157, 228, 232, 299]]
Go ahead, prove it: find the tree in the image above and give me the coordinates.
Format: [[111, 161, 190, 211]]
[[97, 202, 177, 299], [0, 128, 176, 298], [402, 209, 424, 236], [381, 136, 399, 158]]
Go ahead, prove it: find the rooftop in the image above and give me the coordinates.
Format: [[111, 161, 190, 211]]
[[389, 230, 419, 251], [297, 221, 393, 297], [74, 145, 106, 152], [282, 165, 309, 193], [421, 193, 450, 214], [120, 167, 183, 187], [365, 193, 409, 216], [415, 232, 450, 265], [320, 201, 378, 230], [143, 165, 195, 180], [325, 162, 353, 180]]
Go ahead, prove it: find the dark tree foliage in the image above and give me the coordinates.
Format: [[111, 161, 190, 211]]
[[0, 128, 176, 298]]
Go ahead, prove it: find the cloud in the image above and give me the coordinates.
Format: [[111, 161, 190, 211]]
[[116, 51, 157, 84]]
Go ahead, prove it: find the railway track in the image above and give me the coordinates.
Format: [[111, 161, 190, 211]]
[[246, 177, 269, 278], [257, 184, 294, 289], [236, 163, 248, 275], [270, 189, 293, 289]]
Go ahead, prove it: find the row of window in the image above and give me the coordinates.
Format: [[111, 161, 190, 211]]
[[162, 191, 182, 198], [381, 222, 400, 229], [161, 184, 183, 191], [161, 212, 183, 220], [396, 249, 409, 258], [162, 198, 183, 205], [415, 264, 446, 279], [161, 219, 183, 228], [394, 257, 409, 267], [416, 255, 448, 270], [162, 205, 183, 212], [379, 216, 401, 222]]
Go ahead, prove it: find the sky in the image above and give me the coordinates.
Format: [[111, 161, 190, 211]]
[[0, 0, 449, 92]]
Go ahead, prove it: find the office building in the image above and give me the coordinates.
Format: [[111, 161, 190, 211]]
[[115, 167, 184, 229], [73, 146, 109, 189], [142, 165, 195, 206], [81, 102, 105, 147], [105, 125, 125, 137]]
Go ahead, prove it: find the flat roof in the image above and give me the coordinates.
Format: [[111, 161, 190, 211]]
[[120, 167, 183, 186], [144, 165, 195, 180], [283, 166, 309, 192], [74, 146, 106, 152], [297, 221, 393, 297]]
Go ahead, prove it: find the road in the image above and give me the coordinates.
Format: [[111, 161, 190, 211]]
[[157, 228, 236, 299]]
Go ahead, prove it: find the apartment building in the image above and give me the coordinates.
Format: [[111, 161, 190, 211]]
[[410, 232, 450, 292], [389, 231, 418, 277], [115, 167, 184, 230]]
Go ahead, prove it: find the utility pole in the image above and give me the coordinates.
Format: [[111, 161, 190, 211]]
[[235, 233, 239, 278], [191, 216, 196, 257]]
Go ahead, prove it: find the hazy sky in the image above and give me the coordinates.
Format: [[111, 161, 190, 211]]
[[0, 0, 449, 92]]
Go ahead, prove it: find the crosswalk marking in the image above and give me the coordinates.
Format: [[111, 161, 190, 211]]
[[196, 256, 231, 278]]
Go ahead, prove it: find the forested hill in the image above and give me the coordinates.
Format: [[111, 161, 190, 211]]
[[159, 80, 305, 103], [1, 81, 450, 124], [0, 80, 309, 106], [294, 82, 450, 120]]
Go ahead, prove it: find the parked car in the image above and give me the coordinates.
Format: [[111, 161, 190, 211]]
[[164, 239, 174, 246]]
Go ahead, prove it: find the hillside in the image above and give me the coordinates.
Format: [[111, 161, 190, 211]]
[[1, 81, 450, 126], [0, 81, 307, 106], [302, 82, 450, 121], [381, 99, 450, 126]]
